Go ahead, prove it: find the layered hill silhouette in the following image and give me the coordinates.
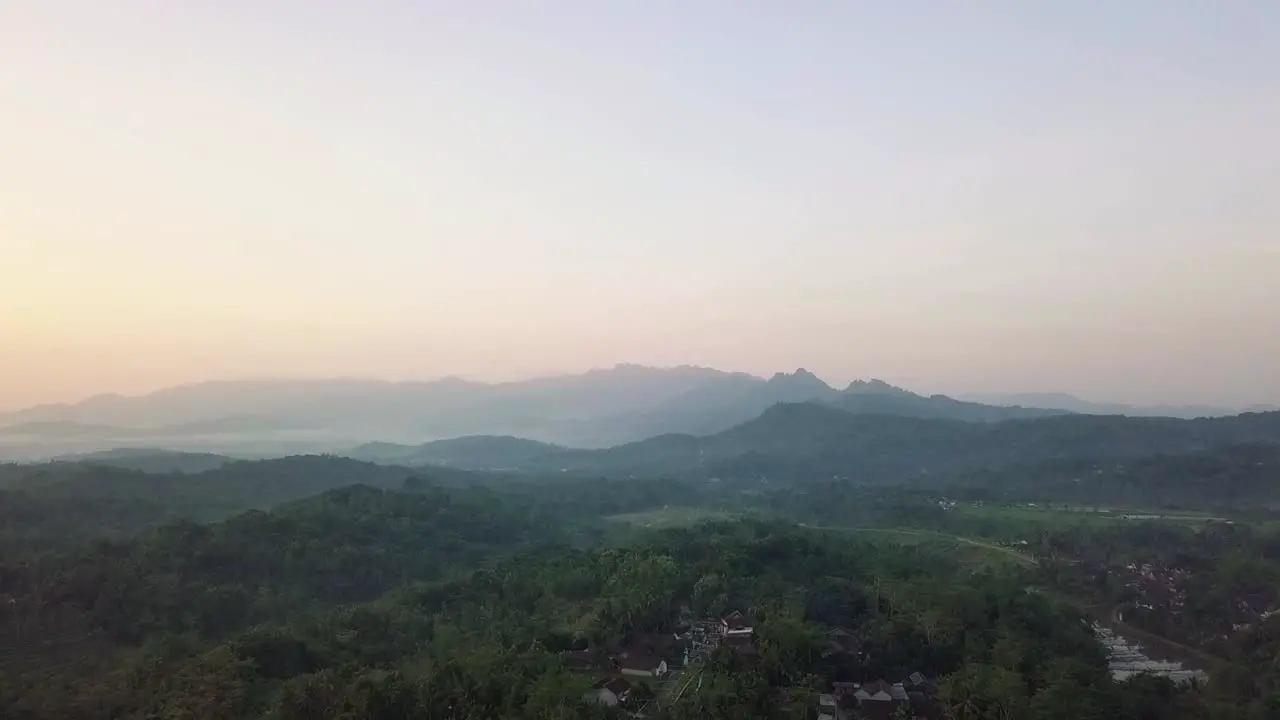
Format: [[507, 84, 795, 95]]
[[50, 447, 237, 474], [350, 436, 564, 469], [0, 366, 1065, 458], [357, 403, 1280, 486], [959, 391, 1278, 419], [4, 365, 1273, 463]]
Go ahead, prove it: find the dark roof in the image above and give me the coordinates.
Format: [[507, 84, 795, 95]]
[[631, 632, 689, 658], [910, 691, 943, 719], [596, 676, 632, 696], [908, 673, 938, 694], [832, 682, 860, 698], [617, 649, 663, 671], [723, 610, 751, 630], [858, 704, 894, 720], [723, 634, 757, 654], [563, 649, 596, 666], [1239, 592, 1272, 614], [859, 679, 895, 698]]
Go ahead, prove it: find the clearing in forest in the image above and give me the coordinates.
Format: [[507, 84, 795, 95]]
[[604, 507, 738, 529], [951, 503, 1230, 527], [799, 524, 1038, 568]]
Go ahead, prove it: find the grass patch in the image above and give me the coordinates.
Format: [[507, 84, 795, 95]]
[[604, 507, 738, 529], [800, 524, 1038, 568], [951, 503, 1229, 528]]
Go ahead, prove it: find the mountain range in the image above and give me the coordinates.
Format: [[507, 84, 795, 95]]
[[959, 392, 1278, 419], [0, 365, 1064, 459], [354, 403, 1280, 488], [47, 402, 1280, 504], [0, 364, 1268, 461]]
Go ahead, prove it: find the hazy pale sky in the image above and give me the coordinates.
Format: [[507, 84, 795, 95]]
[[3, 2, 1278, 410]]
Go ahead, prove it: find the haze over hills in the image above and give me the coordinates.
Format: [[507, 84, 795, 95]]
[[359, 403, 1280, 481], [350, 436, 566, 470], [49, 448, 238, 474], [0, 365, 1066, 460], [957, 392, 1275, 419], [17, 402, 1280, 509], [4, 363, 1275, 463]]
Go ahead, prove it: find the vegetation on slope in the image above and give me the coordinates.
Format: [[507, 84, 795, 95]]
[[0, 503, 1227, 719]]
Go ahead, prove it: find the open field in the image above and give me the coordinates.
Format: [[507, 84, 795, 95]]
[[798, 524, 1038, 568], [951, 503, 1230, 528], [603, 506, 739, 529]]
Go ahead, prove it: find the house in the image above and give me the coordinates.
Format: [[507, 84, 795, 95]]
[[631, 632, 691, 667], [721, 610, 753, 636], [832, 681, 859, 699], [722, 633, 758, 655], [856, 680, 911, 719], [583, 677, 631, 707], [616, 649, 668, 678], [817, 693, 839, 720], [855, 679, 896, 703], [561, 649, 599, 671], [908, 690, 943, 720]]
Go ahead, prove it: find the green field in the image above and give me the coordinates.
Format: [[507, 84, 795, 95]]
[[951, 503, 1229, 527], [604, 506, 739, 529], [799, 524, 1038, 569]]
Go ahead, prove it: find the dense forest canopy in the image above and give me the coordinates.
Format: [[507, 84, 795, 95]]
[[1, 485, 1249, 719]]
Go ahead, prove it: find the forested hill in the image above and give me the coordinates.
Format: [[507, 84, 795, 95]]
[[349, 435, 566, 468], [0, 455, 419, 508], [0, 453, 1271, 715], [1, 505, 1236, 718], [826, 385, 1065, 422], [50, 448, 236, 473], [0, 483, 555, 715], [944, 442, 1280, 509], [440, 404, 1280, 481], [0, 456, 439, 553], [2, 484, 544, 639]]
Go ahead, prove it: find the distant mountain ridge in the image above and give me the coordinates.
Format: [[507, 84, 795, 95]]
[[0, 364, 1258, 460], [832, 380, 1062, 422], [959, 392, 1271, 419], [409, 404, 1280, 483]]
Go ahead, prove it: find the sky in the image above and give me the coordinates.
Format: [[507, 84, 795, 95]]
[[3, 2, 1278, 411]]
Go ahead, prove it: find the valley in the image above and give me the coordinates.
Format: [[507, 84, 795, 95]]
[[3, 369, 1279, 718]]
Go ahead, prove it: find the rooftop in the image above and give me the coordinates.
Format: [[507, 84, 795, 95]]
[[616, 649, 664, 671]]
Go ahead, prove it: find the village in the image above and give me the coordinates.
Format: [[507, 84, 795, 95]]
[[1120, 562, 1189, 617], [563, 610, 941, 719]]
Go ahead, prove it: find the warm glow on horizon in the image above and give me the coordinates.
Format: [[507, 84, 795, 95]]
[[4, 2, 1279, 411]]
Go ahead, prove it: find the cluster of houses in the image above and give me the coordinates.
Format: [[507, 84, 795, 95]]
[[569, 611, 939, 717], [817, 625, 939, 719], [1231, 592, 1279, 631], [572, 611, 758, 708], [1122, 562, 1189, 616], [820, 673, 939, 720]]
